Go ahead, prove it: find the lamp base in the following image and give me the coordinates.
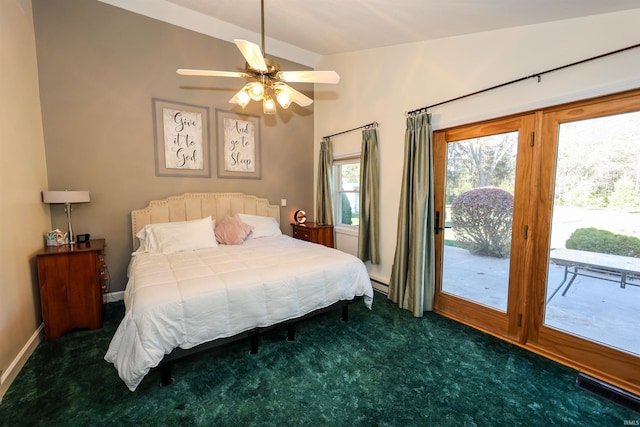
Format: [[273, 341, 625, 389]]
[[65, 203, 76, 245]]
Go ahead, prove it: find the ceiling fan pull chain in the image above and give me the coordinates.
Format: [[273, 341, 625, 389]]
[[261, 0, 265, 56]]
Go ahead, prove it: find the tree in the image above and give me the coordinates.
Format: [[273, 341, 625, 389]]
[[452, 133, 516, 187], [446, 132, 517, 204], [609, 176, 640, 210], [554, 112, 640, 208]]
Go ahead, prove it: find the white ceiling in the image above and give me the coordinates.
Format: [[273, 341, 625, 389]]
[[99, 0, 640, 66]]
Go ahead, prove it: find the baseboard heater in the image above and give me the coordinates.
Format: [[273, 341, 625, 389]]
[[575, 373, 640, 413]]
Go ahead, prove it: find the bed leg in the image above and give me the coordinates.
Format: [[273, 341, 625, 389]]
[[160, 362, 174, 387], [250, 334, 259, 354], [287, 324, 296, 341], [341, 304, 349, 322]]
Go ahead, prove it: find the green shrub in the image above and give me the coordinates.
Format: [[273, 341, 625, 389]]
[[565, 228, 640, 258], [451, 187, 513, 258], [340, 193, 352, 225]]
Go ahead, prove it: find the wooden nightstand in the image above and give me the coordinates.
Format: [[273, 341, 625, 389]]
[[36, 239, 107, 340], [291, 222, 334, 248]]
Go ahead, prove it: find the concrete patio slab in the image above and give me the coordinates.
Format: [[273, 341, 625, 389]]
[[442, 245, 640, 355]]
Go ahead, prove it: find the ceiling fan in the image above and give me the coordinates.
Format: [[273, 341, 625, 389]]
[[176, 0, 340, 114]]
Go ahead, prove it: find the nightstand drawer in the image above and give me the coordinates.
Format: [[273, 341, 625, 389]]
[[292, 228, 311, 241], [291, 223, 334, 248]]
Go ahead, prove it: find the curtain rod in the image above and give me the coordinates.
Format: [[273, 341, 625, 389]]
[[323, 121, 379, 140], [406, 43, 640, 116]]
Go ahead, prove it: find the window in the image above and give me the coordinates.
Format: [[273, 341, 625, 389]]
[[333, 158, 360, 227]]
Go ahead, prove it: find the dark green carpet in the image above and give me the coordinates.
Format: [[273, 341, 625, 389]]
[[0, 293, 636, 426]]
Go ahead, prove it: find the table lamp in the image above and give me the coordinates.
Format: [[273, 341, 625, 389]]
[[42, 190, 90, 244]]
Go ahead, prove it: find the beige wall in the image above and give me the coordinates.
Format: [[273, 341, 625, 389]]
[[314, 9, 640, 285], [32, 0, 315, 294], [0, 0, 51, 400]]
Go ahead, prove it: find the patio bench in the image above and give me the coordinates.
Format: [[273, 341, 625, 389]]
[[546, 248, 640, 303]]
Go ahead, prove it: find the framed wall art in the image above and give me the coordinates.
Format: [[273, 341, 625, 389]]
[[152, 98, 211, 178], [216, 109, 261, 179]]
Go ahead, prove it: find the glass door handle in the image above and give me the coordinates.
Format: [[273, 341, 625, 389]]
[[435, 211, 445, 234]]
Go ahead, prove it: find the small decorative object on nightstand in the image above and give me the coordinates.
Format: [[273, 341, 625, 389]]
[[36, 239, 107, 340], [41, 190, 90, 245], [293, 209, 306, 224], [291, 222, 334, 248]]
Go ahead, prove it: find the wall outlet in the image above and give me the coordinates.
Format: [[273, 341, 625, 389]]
[[281, 199, 287, 207]]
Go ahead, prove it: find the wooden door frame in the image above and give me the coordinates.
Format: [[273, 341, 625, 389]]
[[527, 89, 640, 395], [433, 88, 640, 396], [433, 114, 535, 341]]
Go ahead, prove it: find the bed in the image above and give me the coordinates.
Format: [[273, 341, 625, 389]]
[[104, 193, 374, 391]]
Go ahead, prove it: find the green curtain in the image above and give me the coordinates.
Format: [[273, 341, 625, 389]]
[[316, 138, 334, 225], [358, 128, 380, 264], [388, 113, 435, 317]]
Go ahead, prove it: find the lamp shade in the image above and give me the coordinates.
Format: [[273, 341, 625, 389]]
[[42, 190, 90, 204]]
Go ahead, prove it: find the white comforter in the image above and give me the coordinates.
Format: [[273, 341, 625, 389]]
[[104, 235, 374, 391]]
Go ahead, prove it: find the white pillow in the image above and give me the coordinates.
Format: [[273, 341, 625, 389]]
[[237, 213, 282, 239], [135, 227, 150, 253], [136, 217, 218, 254]]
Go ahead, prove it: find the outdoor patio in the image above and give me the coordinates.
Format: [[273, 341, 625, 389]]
[[442, 246, 640, 356]]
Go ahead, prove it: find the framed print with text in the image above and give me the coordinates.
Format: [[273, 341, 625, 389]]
[[216, 109, 261, 179], [152, 98, 211, 178]]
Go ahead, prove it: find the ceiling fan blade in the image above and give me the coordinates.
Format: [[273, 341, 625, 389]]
[[234, 39, 268, 72], [276, 70, 340, 84], [176, 69, 246, 78], [276, 83, 313, 107]]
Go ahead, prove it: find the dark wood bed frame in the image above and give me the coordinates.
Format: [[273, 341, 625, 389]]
[[158, 296, 363, 387]]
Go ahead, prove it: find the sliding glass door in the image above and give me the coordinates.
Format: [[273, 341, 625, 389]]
[[434, 115, 534, 339], [542, 111, 640, 356], [530, 91, 640, 392], [434, 89, 640, 395]]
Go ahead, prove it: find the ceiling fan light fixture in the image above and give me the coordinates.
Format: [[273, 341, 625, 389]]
[[275, 88, 292, 109], [246, 82, 264, 101], [232, 89, 251, 108], [263, 95, 276, 115], [238, 90, 251, 106], [176, 0, 339, 115]]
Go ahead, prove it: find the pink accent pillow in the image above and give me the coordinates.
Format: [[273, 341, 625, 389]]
[[214, 215, 254, 245]]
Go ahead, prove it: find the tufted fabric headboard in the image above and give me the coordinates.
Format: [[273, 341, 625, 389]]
[[131, 192, 280, 251]]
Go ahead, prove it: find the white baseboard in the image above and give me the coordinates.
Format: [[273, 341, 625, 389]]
[[0, 324, 43, 403], [0, 292, 124, 403], [370, 275, 389, 295]]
